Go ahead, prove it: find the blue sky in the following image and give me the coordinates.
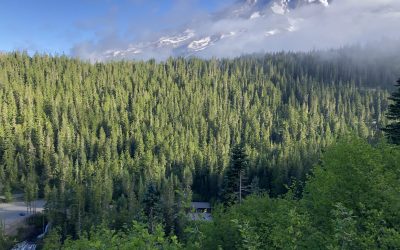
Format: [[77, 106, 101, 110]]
[[1, 1, 399, 60], [0, 0, 234, 55]]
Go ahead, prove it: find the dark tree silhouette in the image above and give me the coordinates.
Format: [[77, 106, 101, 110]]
[[383, 78, 400, 144], [221, 143, 249, 205]]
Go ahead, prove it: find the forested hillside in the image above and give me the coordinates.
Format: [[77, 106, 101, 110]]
[[0, 51, 393, 244]]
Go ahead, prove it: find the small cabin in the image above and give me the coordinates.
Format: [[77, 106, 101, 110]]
[[189, 202, 212, 221]]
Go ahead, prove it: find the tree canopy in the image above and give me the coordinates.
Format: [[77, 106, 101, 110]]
[[0, 51, 393, 247], [196, 138, 400, 249], [383, 78, 400, 144]]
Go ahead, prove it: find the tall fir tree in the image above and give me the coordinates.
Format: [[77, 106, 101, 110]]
[[143, 182, 161, 233], [383, 78, 400, 144], [221, 143, 249, 205]]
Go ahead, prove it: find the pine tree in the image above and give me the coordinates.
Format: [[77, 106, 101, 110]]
[[143, 182, 161, 233], [221, 143, 249, 205], [383, 79, 400, 144], [0, 51, 393, 240]]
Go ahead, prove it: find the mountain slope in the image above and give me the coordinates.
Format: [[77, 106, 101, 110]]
[[102, 0, 331, 60]]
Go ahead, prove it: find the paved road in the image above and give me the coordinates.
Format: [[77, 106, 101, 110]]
[[0, 200, 45, 234]]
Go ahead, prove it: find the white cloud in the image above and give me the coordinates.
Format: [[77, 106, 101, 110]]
[[71, 0, 400, 61]]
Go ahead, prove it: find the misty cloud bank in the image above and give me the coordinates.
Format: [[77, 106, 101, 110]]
[[71, 0, 400, 61]]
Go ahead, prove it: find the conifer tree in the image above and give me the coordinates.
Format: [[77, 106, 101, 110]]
[[221, 143, 249, 205], [143, 182, 161, 233], [383, 78, 400, 144], [0, 51, 394, 240]]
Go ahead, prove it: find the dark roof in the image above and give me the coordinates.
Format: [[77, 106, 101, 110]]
[[191, 202, 211, 209]]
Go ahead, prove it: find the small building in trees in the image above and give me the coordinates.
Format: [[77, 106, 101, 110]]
[[189, 202, 212, 221]]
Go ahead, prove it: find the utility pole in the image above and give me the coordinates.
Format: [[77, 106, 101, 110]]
[[239, 171, 242, 204], [78, 202, 81, 237]]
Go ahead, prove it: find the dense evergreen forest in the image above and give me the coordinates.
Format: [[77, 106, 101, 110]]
[[0, 50, 398, 249]]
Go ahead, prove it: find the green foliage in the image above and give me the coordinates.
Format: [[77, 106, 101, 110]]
[[302, 138, 400, 249], [0, 51, 392, 246], [46, 222, 181, 250], [0, 220, 12, 250], [221, 143, 249, 205], [197, 139, 400, 249], [0, 52, 387, 204], [198, 195, 316, 249], [143, 182, 162, 233], [232, 219, 261, 250], [42, 226, 62, 250], [3, 182, 12, 202], [383, 78, 400, 144], [329, 203, 358, 249]]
